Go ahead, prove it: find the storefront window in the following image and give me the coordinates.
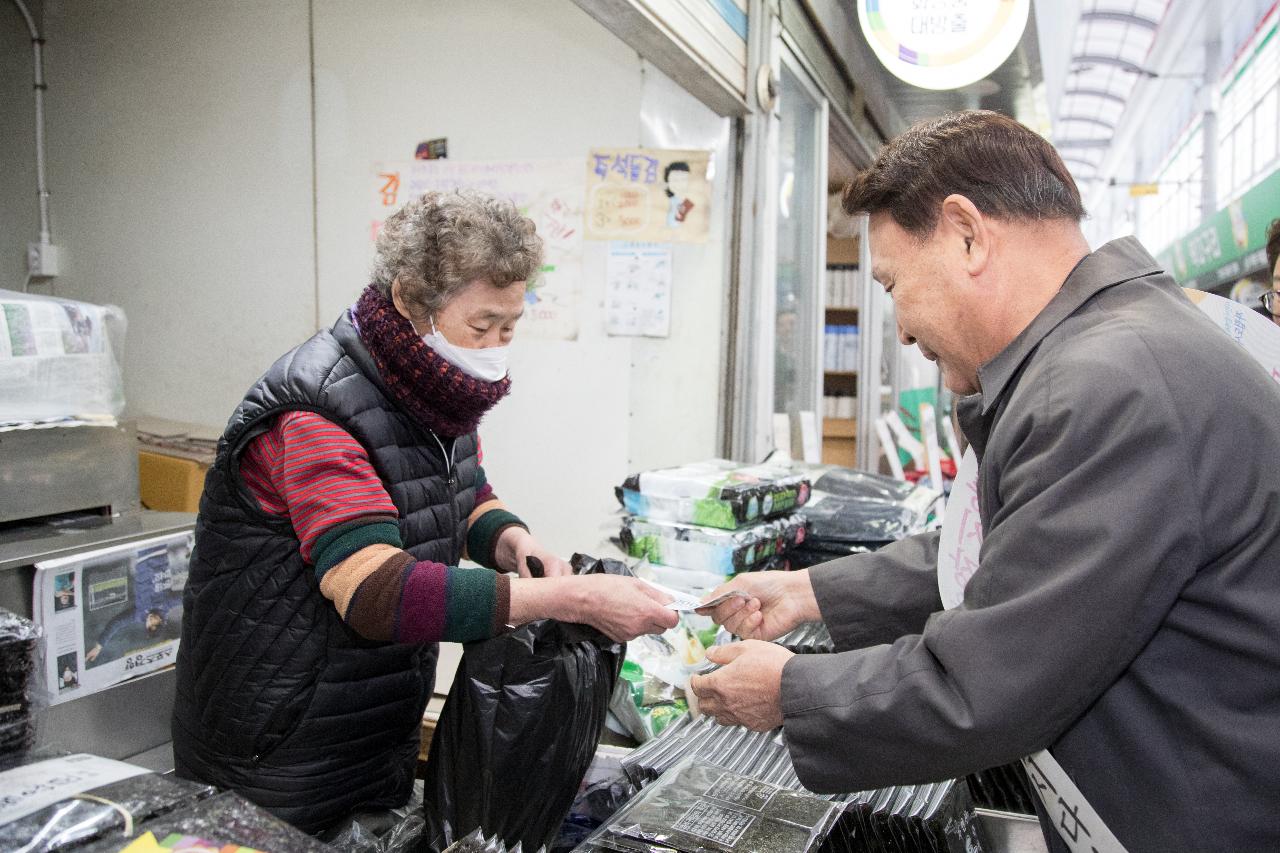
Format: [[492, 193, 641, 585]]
[[773, 62, 824, 419]]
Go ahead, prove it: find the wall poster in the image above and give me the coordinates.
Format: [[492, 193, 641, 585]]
[[372, 159, 584, 341], [585, 148, 712, 243]]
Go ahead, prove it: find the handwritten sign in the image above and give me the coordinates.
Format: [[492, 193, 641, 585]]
[[371, 159, 584, 341], [585, 148, 711, 243]]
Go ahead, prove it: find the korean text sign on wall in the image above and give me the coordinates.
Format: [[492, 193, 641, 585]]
[[585, 148, 711, 244]]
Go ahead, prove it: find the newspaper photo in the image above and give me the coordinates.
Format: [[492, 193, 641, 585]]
[[32, 531, 193, 705]]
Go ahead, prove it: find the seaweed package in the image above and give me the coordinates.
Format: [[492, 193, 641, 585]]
[[0, 755, 215, 853], [0, 608, 42, 763], [421, 554, 626, 853], [590, 758, 841, 853], [75, 791, 331, 853]]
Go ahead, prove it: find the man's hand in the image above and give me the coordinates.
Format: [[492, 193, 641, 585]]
[[86, 644, 102, 663], [494, 526, 573, 577], [688, 641, 793, 730], [699, 570, 820, 640]]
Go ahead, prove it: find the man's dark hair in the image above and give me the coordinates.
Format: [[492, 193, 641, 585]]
[[1266, 217, 1280, 275], [843, 110, 1085, 238]]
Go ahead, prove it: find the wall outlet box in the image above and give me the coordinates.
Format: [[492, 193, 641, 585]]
[[27, 242, 60, 278]]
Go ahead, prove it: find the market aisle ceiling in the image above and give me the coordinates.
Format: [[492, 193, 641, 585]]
[[1052, 0, 1170, 189]]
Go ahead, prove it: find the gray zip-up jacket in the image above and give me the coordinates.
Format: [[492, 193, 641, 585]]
[[781, 237, 1280, 851]]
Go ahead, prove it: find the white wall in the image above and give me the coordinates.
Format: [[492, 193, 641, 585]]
[[1, 0, 731, 557], [1, 0, 42, 290], [34, 0, 317, 427]]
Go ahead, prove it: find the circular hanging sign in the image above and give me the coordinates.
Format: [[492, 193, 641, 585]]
[[857, 0, 1031, 91]]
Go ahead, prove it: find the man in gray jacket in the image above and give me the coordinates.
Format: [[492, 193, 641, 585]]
[[692, 111, 1280, 851]]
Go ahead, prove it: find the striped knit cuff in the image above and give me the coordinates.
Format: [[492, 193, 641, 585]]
[[466, 509, 528, 570], [313, 519, 403, 577], [492, 573, 511, 635], [379, 563, 506, 643]]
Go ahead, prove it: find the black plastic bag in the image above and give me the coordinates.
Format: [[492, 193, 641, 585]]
[[421, 554, 627, 852]]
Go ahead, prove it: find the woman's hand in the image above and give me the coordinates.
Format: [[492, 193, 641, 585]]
[[493, 526, 573, 577], [508, 574, 679, 642]]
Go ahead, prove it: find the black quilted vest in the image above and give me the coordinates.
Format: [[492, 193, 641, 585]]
[[171, 310, 480, 833]]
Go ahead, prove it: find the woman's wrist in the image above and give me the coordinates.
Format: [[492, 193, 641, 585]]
[[508, 575, 584, 626]]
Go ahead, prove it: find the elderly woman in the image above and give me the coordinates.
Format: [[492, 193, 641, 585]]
[[172, 190, 676, 833]]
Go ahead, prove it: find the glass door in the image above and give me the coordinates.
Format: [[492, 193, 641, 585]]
[[772, 53, 828, 444]]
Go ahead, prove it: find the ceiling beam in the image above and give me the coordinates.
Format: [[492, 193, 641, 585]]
[[1056, 138, 1113, 149], [1080, 11, 1159, 29], [1056, 115, 1117, 131], [1063, 87, 1128, 106], [1071, 54, 1152, 76]]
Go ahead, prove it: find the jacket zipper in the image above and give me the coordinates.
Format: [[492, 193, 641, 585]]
[[430, 431, 459, 540]]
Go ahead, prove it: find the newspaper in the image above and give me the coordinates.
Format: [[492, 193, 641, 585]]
[[32, 532, 193, 705], [0, 290, 126, 425]]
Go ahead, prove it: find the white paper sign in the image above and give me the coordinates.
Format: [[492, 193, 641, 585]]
[[0, 753, 147, 824], [605, 241, 673, 338]]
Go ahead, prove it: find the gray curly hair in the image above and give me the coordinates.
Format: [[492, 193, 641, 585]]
[[371, 189, 544, 317]]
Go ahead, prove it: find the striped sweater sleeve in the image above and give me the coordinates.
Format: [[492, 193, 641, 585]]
[[238, 411, 509, 642]]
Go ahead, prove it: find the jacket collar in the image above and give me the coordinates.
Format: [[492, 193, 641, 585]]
[[972, 236, 1162, 415]]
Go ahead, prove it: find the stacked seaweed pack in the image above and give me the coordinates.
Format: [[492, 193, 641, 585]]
[[0, 608, 41, 765], [616, 460, 812, 595], [793, 467, 942, 567], [613, 715, 983, 853]]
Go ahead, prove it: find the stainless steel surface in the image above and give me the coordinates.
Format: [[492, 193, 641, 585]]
[[0, 511, 196, 578], [42, 667, 178, 763], [976, 808, 1050, 853], [124, 741, 175, 774], [0, 422, 141, 524]]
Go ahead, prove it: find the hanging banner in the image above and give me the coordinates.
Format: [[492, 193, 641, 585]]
[[584, 148, 712, 243], [371, 159, 583, 341]]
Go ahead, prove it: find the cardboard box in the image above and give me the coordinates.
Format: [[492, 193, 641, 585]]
[[138, 450, 208, 513]]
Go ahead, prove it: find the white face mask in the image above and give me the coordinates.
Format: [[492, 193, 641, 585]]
[[422, 318, 510, 383]]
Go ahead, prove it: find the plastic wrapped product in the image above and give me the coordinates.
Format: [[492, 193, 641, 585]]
[[0, 290, 127, 425], [619, 515, 808, 574], [808, 468, 929, 504], [74, 790, 330, 853], [0, 757, 215, 853], [616, 460, 812, 530], [421, 554, 626, 853], [798, 486, 938, 546], [0, 609, 41, 763], [582, 757, 842, 853]]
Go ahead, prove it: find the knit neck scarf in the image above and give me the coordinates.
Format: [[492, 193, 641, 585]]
[[351, 284, 510, 438]]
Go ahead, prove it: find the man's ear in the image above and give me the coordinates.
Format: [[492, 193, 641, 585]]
[[940, 194, 990, 277]]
